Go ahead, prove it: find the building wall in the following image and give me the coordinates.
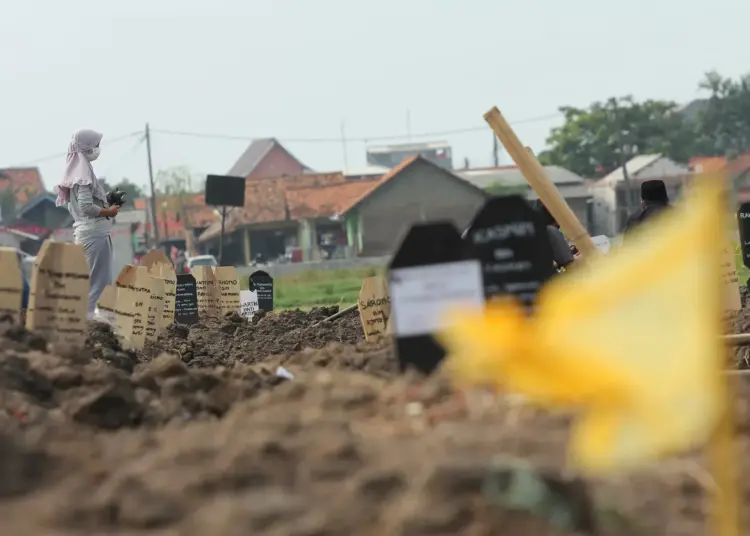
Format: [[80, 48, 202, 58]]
[[249, 145, 307, 179], [357, 164, 487, 256]]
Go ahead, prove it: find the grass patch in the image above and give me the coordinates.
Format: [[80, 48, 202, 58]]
[[241, 266, 384, 309]]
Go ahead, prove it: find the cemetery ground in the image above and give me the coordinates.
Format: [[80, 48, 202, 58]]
[[249, 265, 384, 310], [1, 294, 750, 535]]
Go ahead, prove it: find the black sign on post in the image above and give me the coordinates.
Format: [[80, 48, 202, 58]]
[[388, 221, 484, 375], [205, 174, 247, 265], [464, 195, 555, 306], [249, 270, 274, 312], [175, 273, 199, 325], [738, 202, 750, 269]]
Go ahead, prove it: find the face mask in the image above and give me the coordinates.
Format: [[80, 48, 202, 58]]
[[86, 147, 101, 162]]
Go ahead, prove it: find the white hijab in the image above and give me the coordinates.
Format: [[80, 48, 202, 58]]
[[54, 129, 107, 207]]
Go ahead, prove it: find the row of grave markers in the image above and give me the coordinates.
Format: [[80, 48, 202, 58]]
[[354, 193, 746, 374], [0, 241, 276, 351]]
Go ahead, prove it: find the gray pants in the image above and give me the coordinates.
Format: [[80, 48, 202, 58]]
[[77, 235, 113, 314]]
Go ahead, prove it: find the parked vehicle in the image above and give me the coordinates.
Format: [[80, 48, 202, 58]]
[[185, 254, 218, 272]]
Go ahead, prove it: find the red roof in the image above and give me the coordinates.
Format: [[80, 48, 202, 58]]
[[0, 167, 45, 206], [336, 155, 419, 214]]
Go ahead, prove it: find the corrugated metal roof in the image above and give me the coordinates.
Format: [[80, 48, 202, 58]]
[[457, 165, 585, 189]]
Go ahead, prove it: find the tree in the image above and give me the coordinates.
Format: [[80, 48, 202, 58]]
[[0, 187, 16, 221], [539, 96, 696, 178], [111, 178, 145, 202], [155, 166, 197, 196], [692, 71, 750, 159]]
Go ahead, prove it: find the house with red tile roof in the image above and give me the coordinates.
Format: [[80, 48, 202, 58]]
[[0, 167, 46, 221], [197, 155, 488, 262]]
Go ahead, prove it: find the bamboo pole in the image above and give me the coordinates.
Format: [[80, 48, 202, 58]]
[[483, 107, 599, 258]]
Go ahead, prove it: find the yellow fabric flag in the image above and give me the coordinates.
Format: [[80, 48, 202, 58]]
[[441, 175, 727, 473]]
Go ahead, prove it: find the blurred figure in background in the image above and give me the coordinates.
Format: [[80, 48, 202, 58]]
[[533, 199, 576, 270], [624, 180, 670, 236]]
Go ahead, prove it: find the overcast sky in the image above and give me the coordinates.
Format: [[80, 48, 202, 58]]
[[1, 0, 748, 192]]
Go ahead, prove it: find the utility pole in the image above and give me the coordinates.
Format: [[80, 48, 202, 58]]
[[145, 123, 160, 246], [492, 133, 499, 167], [340, 121, 349, 171]]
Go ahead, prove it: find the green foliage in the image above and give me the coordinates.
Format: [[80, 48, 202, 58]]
[[112, 178, 145, 200], [692, 71, 750, 159], [539, 96, 693, 178], [0, 186, 17, 221], [538, 72, 750, 178], [485, 183, 529, 197]]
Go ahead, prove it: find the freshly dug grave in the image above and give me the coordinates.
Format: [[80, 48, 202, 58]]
[[142, 306, 368, 368]]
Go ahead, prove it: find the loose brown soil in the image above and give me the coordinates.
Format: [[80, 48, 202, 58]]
[[1, 299, 750, 535]]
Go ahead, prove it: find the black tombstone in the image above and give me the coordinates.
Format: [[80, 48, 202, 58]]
[[249, 270, 274, 312], [388, 221, 475, 375], [175, 273, 199, 325], [464, 195, 555, 306], [738, 202, 750, 270]]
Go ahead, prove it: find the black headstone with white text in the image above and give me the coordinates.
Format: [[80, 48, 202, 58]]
[[175, 273, 199, 325], [388, 221, 484, 375], [738, 202, 750, 270], [249, 270, 274, 312], [464, 195, 555, 305]]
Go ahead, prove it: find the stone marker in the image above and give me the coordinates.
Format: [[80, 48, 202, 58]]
[[146, 276, 165, 341], [358, 276, 391, 341], [0, 247, 23, 324], [26, 241, 90, 347], [213, 266, 241, 316], [175, 273, 199, 325], [249, 270, 274, 312]]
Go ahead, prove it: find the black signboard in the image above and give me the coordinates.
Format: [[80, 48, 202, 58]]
[[388, 221, 479, 375], [464, 195, 555, 306], [175, 273, 199, 325], [249, 270, 274, 312], [738, 202, 750, 270], [205, 175, 246, 207]]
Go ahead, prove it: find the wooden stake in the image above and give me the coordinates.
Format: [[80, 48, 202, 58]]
[[483, 107, 598, 258]]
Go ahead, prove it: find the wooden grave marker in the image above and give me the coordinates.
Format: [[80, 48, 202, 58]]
[[358, 276, 391, 340], [213, 266, 241, 316], [192, 265, 221, 319], [158, 263, 177, 327], [721, 242, 742, 311], [26, 241, 90, 347], [115, 265, 152, 349], [0, 247, 23, 324], [96, 285, 118, 324], [139, 249, 172, 271], [146, 276, 165, 342]]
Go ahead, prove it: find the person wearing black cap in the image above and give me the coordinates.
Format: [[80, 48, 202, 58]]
[[624, 179, 670, 235]]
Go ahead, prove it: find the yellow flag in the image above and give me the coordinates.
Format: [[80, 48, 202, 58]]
[[441, 174, 727, 473]]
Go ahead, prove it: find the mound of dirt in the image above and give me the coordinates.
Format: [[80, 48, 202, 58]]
[[143, 306, 369, 368]]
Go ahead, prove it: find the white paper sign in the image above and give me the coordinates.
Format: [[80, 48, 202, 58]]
[[591, 235, 611, 254], [388, 260, 485, 337], [239, 290, 259, 318]]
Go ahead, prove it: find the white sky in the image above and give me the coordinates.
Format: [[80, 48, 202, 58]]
[[1, 0, 748, 191]]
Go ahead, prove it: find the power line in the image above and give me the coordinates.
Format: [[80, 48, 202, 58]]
[[150, 112, 563, 144], [98, 133, 147, 180], [7, 130, 144, 167]]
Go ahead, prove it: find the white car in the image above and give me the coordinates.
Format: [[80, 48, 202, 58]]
[[185, 255, 218, 272]]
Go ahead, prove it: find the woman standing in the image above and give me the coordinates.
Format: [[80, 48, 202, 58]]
[[54, 129, 120, 315]]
